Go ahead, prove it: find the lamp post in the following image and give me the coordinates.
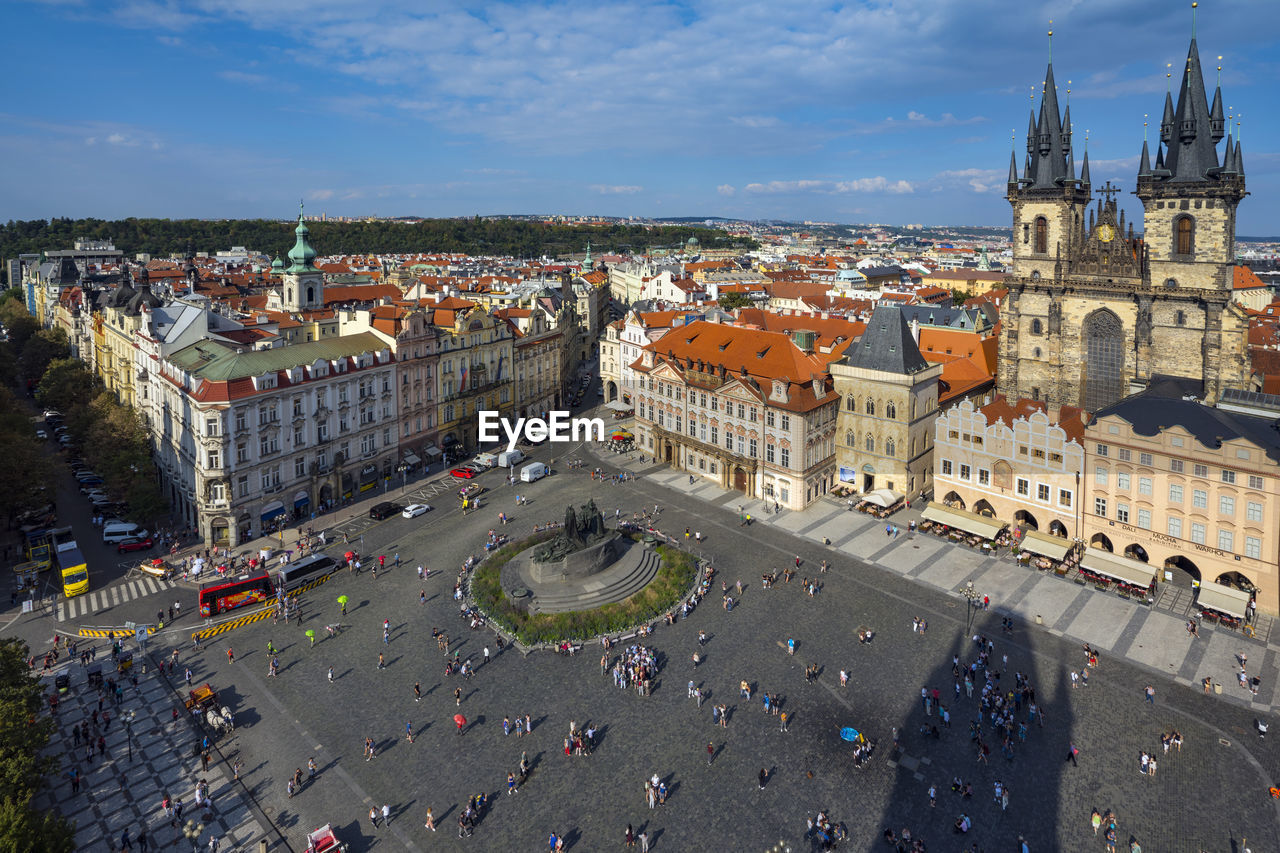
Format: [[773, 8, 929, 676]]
[[181, 818, 205, 853], [960, 580, 979, 634], [397, 462, 409, 495], [124, 709, 135, 762]]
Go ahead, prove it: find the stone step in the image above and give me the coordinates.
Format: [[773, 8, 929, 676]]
[[531, 548, 662, 612]]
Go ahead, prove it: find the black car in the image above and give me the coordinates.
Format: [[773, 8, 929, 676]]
[[369, 502, 403, 520]]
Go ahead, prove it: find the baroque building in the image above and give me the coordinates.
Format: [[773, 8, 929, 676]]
[[998, 37, 1249, 410]]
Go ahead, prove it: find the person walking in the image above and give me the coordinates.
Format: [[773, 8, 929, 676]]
[[706, 741, 715, 765], [455, 687, 463, 706], [1065, 742, 1079, 766], [378, 653, 385, 670], [381, 803, 391, 826], [1144, 684, 1155, 705], [414, 682, 422, 702], [758, 768, 768, 790], [225, 648, 234, 664], [368, 806, 379, 830], [327, 666, 334, 683], [424, 807, 436, 832]]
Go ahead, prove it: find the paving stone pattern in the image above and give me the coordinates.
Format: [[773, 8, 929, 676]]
[[35, 655, 267, 852]]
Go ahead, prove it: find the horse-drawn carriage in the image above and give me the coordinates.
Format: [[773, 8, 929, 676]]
[[205, 705, 234, 736]]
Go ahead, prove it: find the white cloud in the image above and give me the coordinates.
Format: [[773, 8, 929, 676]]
[[856, 111, 987, 134], [716, 184, 735, 196], [308, 189, 335, 200], [729, 116, 780, 128], [590, 184, 642, 194], [744, 177, 913, 195], [933, 168, 1003, 193]]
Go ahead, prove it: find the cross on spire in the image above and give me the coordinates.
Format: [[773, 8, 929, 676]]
[[1098, 181, 1120, 205]]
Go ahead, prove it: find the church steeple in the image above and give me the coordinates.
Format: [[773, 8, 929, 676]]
[[1024, 61, 1074, 190], [1162, 38, 1219, 180], [285, 202, 319, 273]]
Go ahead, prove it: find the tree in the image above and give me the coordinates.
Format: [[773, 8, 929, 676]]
[[0, 639, 74, 852], [717, 291, 752, 310], [36, 359, 95, 412], [18, 329, 68, 385], [0, 387, 54, 522]]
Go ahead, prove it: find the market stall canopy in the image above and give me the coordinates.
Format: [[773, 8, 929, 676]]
[[403, 453, 421, 466], [422, 445, 443, 459], [920, 502, 1006, 540], [1195, 582, 1250, 619], [1080, 548, 1156, 588], [605, 401, 633, 412], [1020, 530, 1072, 561], [863, 489, 902, 509]]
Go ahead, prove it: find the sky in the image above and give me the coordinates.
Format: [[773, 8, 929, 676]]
[[3, 0, 1279, 232]]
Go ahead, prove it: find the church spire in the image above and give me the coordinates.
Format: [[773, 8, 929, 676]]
[[1008, 150, 1020, 186], [1209, 55, 1225, 141], [1024, 58, 1073, 190], [1161, 37, 1219, 180], [285, 200, 319, 273], [1080, 150, 1091, 187]]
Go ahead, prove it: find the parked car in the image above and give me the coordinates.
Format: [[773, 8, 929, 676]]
[[368, 502, 403, 520], [117, 537, 154, 554], [401, 503, 432, 519], [450, 467, 476, 479], [35, 429, 47, 440], [74, 471, 98, 482], [43, 410, 62, 420], [78, 478, 105, 491]]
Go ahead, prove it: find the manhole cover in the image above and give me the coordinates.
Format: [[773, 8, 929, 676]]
[[511, 588, 530, 599]]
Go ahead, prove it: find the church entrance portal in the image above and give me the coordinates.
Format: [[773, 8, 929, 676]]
[[733, 467, 748, 493]]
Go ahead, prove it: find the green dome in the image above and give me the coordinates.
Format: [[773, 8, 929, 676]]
[[285, 203, 319, 273], [270, 254, 284, 273]]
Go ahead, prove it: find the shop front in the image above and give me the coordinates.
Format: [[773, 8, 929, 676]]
[[358, 463, 379, 493]]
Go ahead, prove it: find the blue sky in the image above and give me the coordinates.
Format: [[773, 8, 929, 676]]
[[3, 0, 1279, 232]]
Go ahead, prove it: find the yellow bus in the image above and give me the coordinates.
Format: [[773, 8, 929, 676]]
[[51, 529, 89, 598]]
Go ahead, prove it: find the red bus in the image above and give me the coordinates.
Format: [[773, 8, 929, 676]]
[[198, 572, 274, 617]]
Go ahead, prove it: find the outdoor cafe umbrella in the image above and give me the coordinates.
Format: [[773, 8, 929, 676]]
[[337, 594, 349, 615], [305, 629, 316, 648]]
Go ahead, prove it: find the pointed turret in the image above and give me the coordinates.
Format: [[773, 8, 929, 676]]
[[1024, 61, 1076, 191], [1008, 150, 1020, 186], [1160, 92, 1175, 143], [1220, 132, 1236, 174], [1162, 39, 1219, 181], [1234, 139, 1245, 177], [1079, 150, 1091, 187], [1209, 84, 1225, 141], [1154, 144, 1166, 173], [1026, 111, 1037, 154], [1138, 140, 1152, 176]]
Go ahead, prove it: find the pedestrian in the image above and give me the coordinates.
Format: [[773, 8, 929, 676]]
[[1065, 742, 1078, 766], [707, 741, 715, 765], [639, 830, 650, 852], [780, 711, 789, 732], [508, 771, 518, 794], [226, 648, 234, 664], [414, 682, 422, 702], [928, 783, 936, 807], [406, 721, 415, 743], [382, 803, 391, 826], [327, 666, 334, 683], [484, 647, 491, 666], [758, 767, 768, 789], [369, 806, 379, 830], [455, 687, 462, 706], [378, 653, 385, 670], [1144, 684, 1155, 705], [308, 757, 317, 781], [424, 807, 436, 831]]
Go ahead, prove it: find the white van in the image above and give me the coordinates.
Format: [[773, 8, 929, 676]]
[[102, 522, 147, 544], [498, 449, 526, 468], [519, 461, 548, 483], [474, 452, 499, 469]]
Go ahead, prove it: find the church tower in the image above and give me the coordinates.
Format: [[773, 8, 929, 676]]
[[1133, 37, 1249, 403], [281, 204, 324, 312], [998, 53, 1092, 404], [997, 33, 1250, 410]]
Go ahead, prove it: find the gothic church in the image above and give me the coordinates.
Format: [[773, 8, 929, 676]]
[[997, 36, 1249, 410]]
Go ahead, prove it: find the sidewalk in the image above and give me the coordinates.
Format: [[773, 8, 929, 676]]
[[593, 444, 1280, 716], [34, 655, 268, 852]]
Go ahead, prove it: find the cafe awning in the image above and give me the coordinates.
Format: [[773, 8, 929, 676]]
[[422, 445, 443, 459], [1080, 548, 1156, 588], [863, 489, 902, 509], [920, 502, 1006, 540], [1195, 582, 1250, 619], [605, 401, 633, 412], [403, 453, 422, 466], [1020, 530, 1072, 561]]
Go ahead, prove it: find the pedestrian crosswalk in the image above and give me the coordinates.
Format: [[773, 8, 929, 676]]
[[56, 576, 178, 622]]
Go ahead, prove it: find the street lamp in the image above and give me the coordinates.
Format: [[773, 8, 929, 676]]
[[124, 709, 136, 762], [960, 581, 979, 634], [397, 462, 409, 495], [181, 818, 205, 853]]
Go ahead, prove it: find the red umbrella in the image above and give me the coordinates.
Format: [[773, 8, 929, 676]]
[[453, 713, 467, 726], [344, 551, 356, 562]]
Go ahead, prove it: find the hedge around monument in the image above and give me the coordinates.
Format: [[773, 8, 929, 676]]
[[470, 532, 699, 645]]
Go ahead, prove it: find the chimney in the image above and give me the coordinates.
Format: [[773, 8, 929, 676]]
[[909, 317, 921, 344], [1048, 403, 1061, 424]]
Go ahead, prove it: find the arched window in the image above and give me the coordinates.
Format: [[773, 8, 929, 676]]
[[1175, 216, 1194, 256], [864, 434, 875, 453], [845, 431, 855, 446], [306, 286, 315, 304], [885, 438, 896, 457], [1030, 318, 1042, 335], [846, 395, 856, 412], [1034, 217, 1048, 254], [286, 288, 293, 303], [1022, 223, 1030, 245], [865, 398, 875, 416], [886, 402, 897, 420]]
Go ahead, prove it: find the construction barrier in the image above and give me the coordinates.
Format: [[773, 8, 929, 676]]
[[190, 572, 333, 641], [78, 626, 157, 639]]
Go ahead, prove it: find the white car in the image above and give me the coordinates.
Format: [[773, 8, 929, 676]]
[[35, 429, 47, 439], [401, 504, 433, 519]]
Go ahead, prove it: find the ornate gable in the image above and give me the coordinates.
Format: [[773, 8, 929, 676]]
[[1066, 186, 1143, 280]]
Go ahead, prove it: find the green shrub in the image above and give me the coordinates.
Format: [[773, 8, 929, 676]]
[[469, 534, 701, 644]]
